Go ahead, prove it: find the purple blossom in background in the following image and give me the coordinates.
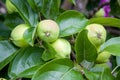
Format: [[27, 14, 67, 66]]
[[100, 0, 111, 17], [104, 5, 110, 17]]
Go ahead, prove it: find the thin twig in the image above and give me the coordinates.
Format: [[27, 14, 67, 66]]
[[61, 0, 73, 10], [106, 27, 120, 36], [17, 78, 22, 80]]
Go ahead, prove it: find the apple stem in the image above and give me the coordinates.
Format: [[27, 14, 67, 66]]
[[9, 37, 14, 40], [45, 31, 50, 37], [97, 33, 102, 39]]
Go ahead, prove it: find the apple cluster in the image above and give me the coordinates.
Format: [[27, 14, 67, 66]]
[[10, 20, 71, 59], [7, 0, 110, 63], [37, 20, 71, 58]]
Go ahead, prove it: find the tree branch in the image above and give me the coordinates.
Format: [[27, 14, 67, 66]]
[[106, 27, 120, 36]]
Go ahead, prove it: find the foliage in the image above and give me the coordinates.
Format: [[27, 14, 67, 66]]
[[0, 0, 120, 80]]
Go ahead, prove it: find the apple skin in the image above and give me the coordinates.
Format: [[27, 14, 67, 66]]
[[96, 51, 111, 63], [11, 24, 29, 47], [6, 0, 18, 14], [0, 78, 6, 80], [86, 24, 106, 49], [37, 20, 59, 43], [94, 8, 105, 17], [51, 38, 71, 58]]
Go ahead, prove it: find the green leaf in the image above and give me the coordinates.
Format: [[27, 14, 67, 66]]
[[4, 13, 24, 30], [11, 0, 38, 27], [85, 63, 115, 80], [0, 22, 11, 40], [75, 29, 97, 63], [101, 68, 115, 80], [42, 42, 57, 61], [84, 69, 100, 80], [110, 0, 120, 18], [27, 0, 43, 11], [80, 60, 94, 69], [84, 64, 107, 80], [28, 0, 60, 19], [56, 10, 88, 37], [116, 70, 120, 80], [27, 0, 36, 9], [0, 40, 17, 70], [116, 56, 120, 65], [23, 27, 36, 46], [41, 0, 61, 19], [90, 63, 110, 72], [32, 58, 84, 80], [88, 17, 120, 28], [100, 37, 120, 56], [8, 46, 45, 79], [98, 65, 115, 80]]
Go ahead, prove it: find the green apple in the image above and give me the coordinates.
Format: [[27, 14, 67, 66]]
[[37, 20, 59, 43], [11, 24, 29, 47], [86, 24, 106, 49], [0, 78, 7, 80], [51, 38, 71, 58], [6, 0, 18, 14], [96, 51, 111, 63], [94, 8, 105, 17]]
